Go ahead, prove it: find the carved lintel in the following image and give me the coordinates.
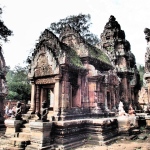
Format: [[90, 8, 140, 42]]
[[35, 78, 55, 84], [35, 65, 53, 77]]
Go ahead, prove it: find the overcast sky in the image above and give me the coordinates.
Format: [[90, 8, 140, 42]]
[[1, 0, 150, 69]]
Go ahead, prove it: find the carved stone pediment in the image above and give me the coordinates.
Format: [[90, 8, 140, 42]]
[[28, 47, 59, 79], [39, 29, 61, 51], [35, 53, 53, 77]]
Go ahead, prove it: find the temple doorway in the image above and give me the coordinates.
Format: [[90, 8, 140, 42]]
[[40, 85, 54, 112]]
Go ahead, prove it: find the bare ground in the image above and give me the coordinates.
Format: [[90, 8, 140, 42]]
[[75, 134, 150, 150], [0, 133, 150, 150]]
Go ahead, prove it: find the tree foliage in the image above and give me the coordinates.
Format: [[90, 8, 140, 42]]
[[6, 65, 31, 103], [49, 13, 99, 45], [0, 8, 12, 42], [138, 64, 144, 86]]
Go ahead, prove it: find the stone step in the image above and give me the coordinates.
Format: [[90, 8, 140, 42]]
[[23, 123, 30, 128], [18, 132, 31, 140], [20, 127, 30, 133], [29, 119, 36, 123], [8, 137, 30, 148], [26, 143, 55, 150], [0, 137, 9, 146], [56, 140, 85, 150], [0, 145, 24, 150]]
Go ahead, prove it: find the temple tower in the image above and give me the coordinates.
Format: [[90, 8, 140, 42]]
[[143, 28, 150, 105], [100, 15, 140, 110]]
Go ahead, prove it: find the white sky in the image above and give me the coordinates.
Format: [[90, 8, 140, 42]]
[[1, 0, 150, 69]]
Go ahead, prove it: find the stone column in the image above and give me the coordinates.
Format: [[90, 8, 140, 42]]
[[131, 87, 134, 102], [123, 75, 128, 102], [113, 89, 116, 107], [53, 76, 60, 120], [77, 72, 81, 107], [0, 77, 2, 93], [28, 82, 35, 114], [40, 88, 44, 103], [35, 85, 40, 113], [112, 87, 117, 112], [146, 78, 150, 103], [104, 85, 109, 111], [49, 89, 54, 108]]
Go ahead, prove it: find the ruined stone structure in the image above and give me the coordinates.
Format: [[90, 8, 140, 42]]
[[3, 16, 140, 149], [27, 24, 121, 120], [100, 15, 140, 111], [0, 45, 8, 114], [140, 28, 150, 111], [26, 15, 139, 148], [27, 16, 140, 119], [0, 45, 8, 136]]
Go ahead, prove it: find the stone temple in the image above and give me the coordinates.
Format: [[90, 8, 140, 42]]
[[27, 15, 140, 117], [0, 45, 8, 114], [3, 16, 142, 149]]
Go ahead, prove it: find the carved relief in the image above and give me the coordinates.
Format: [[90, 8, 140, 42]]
[[144, 28, 150, 72], [104, 15, 121, 30], [39, 29, 61, 50], [145, 47, 150, 72], [30, 47, 59, 78], [35, 54, 53, 77], [35, 78, 55, 84]]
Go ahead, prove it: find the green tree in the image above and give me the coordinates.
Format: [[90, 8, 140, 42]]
[[49, 13, 99, 45], [0, 8, 12, 42], [138, 64, 144, 86], [6, 65, 31, 103]]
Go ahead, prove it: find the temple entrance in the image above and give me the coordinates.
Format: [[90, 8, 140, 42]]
[[40, 85, 54, 116]]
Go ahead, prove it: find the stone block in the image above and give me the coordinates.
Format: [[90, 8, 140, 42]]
[[5, 120, 23, 137], [29, 121, 52, 148]]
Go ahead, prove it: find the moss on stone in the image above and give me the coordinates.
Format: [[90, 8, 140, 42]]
[[60, 43, 83, 68], [87, 43, 111, 65]]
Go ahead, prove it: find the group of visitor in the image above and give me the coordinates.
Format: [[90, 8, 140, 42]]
[[4, 102, 16, 118]]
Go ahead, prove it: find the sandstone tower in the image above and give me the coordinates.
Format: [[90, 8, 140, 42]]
[[100, 15, 140, 111]]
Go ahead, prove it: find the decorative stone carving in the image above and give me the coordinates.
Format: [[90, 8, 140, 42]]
[[138, 87, 148, 106], [35, 53, 53, 77], [39, 29, 61, 51], [0, 46, 8, 116], [144, 28, 150, 72], [36, 100, 48, 122], [35, 78, 55, 84], [15, 101, 22, 120], [104, 15, 121, 30], [118, 101, 127, 116], [28, 31, 61, 79]]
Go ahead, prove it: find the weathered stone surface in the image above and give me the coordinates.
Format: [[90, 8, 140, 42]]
[[5, 120, 23, 137], [50, 118, 118, 149], [0, 46, 8, 114], [1, 15, 140, 150], [27, 122, 52, 149]]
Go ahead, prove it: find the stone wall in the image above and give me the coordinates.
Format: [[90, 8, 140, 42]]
[[51, 118, 118, 149]]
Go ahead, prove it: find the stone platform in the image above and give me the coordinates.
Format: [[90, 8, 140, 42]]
[[1, 116, 139, 150], [51, 118, 118, 150]]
